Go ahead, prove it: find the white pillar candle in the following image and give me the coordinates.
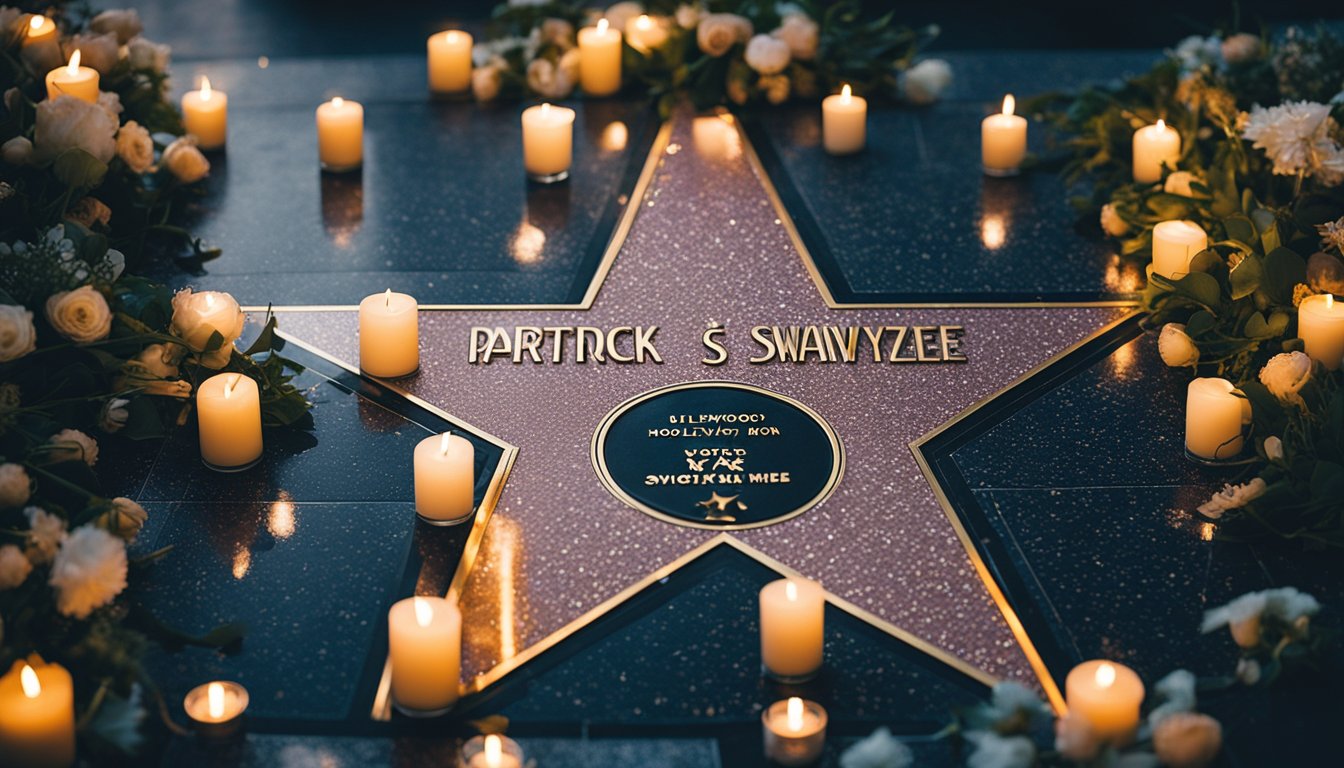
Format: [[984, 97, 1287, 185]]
[[427, 30, 473, 95], [1151, 220, 1207, 279], [21, 15, 62, 74], [759, 577, 825, 681], [761, 697, 827, 767], [1186, 377, 1246, 460], [1298, 293, 1344, 371], [388, 596, 461, 713], [358, 289, 419, 377], [521, 103, 576, 183], [181, 76, 228, 151], [45, 49, 99, 103], [0, 659, 75, 768], [1065, 660, 1144, 744], [316, 96, 363, 172], [981, 94, 1028, 176], [462, 734, 525, 768], [578, 19, 622, 97], [821, 84, 867, 156], [197, 373, 263, 470], [413, 432, 476, 525], [1132, 119, 1180, 183]]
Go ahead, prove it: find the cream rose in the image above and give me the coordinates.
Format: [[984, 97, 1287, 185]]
[[126, 36, 171, 73], [0, 304, 37, 362], [98, 497, 148, 542], [472, 65, 503, 102], [0, 544, 32, 590], [675, 3, 705, 29], [1, 136, 32, 165], [34, 95, 118, 165], [773, 14, 818, 61], [49, 428, 98, 466], [66, 197, 112, 229], [540, 18, 575, 48], [0, 463, 31, 507], [170, 288, 245, 368], [45, 286, 113, 343], [161, 136, 211, 184], [526, 56, 576, 99], [66, 32, 120, 75], [900, 59, 953, 105], [1258, 350, 1312, 405], [744, 34, 790, 75], [90, 9, 144, 44], [1164, 170, 1204, 197], [697, 13, 752, 57], [1099, 202, 1131, 237], [1221, 33, 1261, 65], [1158, 323, 1200, 367], [1153, 713, 1222, 768], [116, 120, 154, 173]]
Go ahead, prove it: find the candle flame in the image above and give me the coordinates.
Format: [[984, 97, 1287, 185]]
[[1002, 94, 1015, 116], [66, 49, 81, 75], [541, 102, 551, 116], [597, 18, 609, 34], [484, 734, 503, 767], [446, 30, 462, 43], [207, 682, 225, 719], [332, 96, 344, 108], [200, 76, 212, 100], [19, 664, 40, 698], [439, 432, 452, 455], [224, 373, 241, 399], [786, 697, 804, 732], [29, 15, 45, 32], [413, 596, 434, 627], [840, 84, 852, 102], [1155, 119, 1166, 132], [635, 14, 652, 30], [785, 580, 798, 601], [1095, 661, 1117, 689], [1328, 294, 1335, 310], [384, 287, 392, 307]]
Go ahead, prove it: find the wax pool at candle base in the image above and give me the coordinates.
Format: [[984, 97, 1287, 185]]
[[388, 596, 462, 714], [759, 578, 825, 681], [1298, 294, 1344, 371], [0, 658, 76, 768]]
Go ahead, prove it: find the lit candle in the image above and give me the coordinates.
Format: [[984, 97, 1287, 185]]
[[822, 84, 867, 156], [624, 14, 668, 53], [316, 96, 363, 172], [358, 289, 419, 377], [1298, 293, 1344, 371], [761, 697, 827, 767], [427, 30, 473, 96], [45, 49, 99, 103], [1185, 377, 1246, 461], [181, 76, 228, 151], [183, 681, 249, 739], [1151, 220, 1207, 279], [197, 373, 263, 471], [388, 595, 462, 714], [462, 734, 525, 768], [578, 19, 622, 97], [521, 103, 576, 183], [0, 658, 75, 768], [21, 15, 62, 73], [981, 94, 1028, 176], [759, 577, 825, 681], [1065, 660, 1144, 744], [1132, 119, 1180, 183], [413, 432, 476, 525]]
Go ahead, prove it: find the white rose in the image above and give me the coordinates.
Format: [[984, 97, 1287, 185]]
[[89, 9, 144, 44], [161, 136, 211, 184], [697, 13, 752, 57], [45, 285, 113, 343], [1100, 202, 1131, 236], [1164, 170, 1204, 196], [118, 343, 191, 397], [48, 428, 99, 466], [97, 91, 123, 122], [1054, 712, 1102, 762], [98, 497, 147, 542], [99, 397, 130, 433], [900, 58, 953, 105], [1258, 350, 1312, 405], [170, 288, 245, 368], [1158, 323, 1200, 367], [66, 32, 120, 75], [24, 506, 66, 564], [34, 95, 118, 165], [675, 3, 705, 30], [472, 65, 503, 102], [0, 304, 37, 362], [744, 34, 790, 75], [126, 36, 171, 73], [603, 2, 645, 33], [1221, 33, 1261, 65], [0, 463, 32, 507], [1, 136, 33, 165], [1152, 713, 1222, 768], [1263, 435, 1284, 461], [773, 14, 818, 61], [50, 525, 128, 618], [760, 74, 791, 105], [965, 731, 1035, 768], [0, 544, 32, 590], [116, 120, 154, 173], [540, 18, 575, 48], [838, 727, 912, 768], [526, 57, 576, 99]]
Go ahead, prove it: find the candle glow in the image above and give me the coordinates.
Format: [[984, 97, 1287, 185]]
[[19, 665, 39, 699], [207, 682, 225, 720], [786, 697, 803, 732], [485, 735, 503, 767], [414, 596, 434, 627], [29, 16, 44, 33], [66, 49, 80, 76], [982, 92, 1028, 175], [1002, 93, 1015, 115], [822, 84, 867, 155]]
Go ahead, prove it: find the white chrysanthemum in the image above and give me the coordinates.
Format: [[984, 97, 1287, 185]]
[[1241, 101, 1344, 186], [1202, 590, 1269, 647], [49, 428, 99, 466], [1148, 669, 1197, 727], [965, 731, 1035, 768], [984, 681, 1049, 728], [25, 506, 67, 565], [0, 544, 32, 590], [839, 727, 913, 768], [1196, 478, 1267, 519], [1262, 586, 1320, 623], [0, 462, 31, 507], [50, 525, 128, 619]]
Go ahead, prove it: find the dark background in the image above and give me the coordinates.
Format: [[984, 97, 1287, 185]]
[[129, 1, 1342, 61]]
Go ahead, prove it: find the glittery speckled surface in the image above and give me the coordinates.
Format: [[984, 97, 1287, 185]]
[[269, 105, 1124, 687]]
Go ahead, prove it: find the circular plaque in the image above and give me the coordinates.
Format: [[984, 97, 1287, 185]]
[[592, 381, 844, 529]]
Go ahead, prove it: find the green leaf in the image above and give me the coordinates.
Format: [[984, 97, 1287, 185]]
[[52, 148, 108, 188], [1261, 247, 1308, 306], [1224, 214, 1255, 246], [1186, 309, 1217, 336], [1173, 271, 1223, 309], [1229, 254, 1264, 300]]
